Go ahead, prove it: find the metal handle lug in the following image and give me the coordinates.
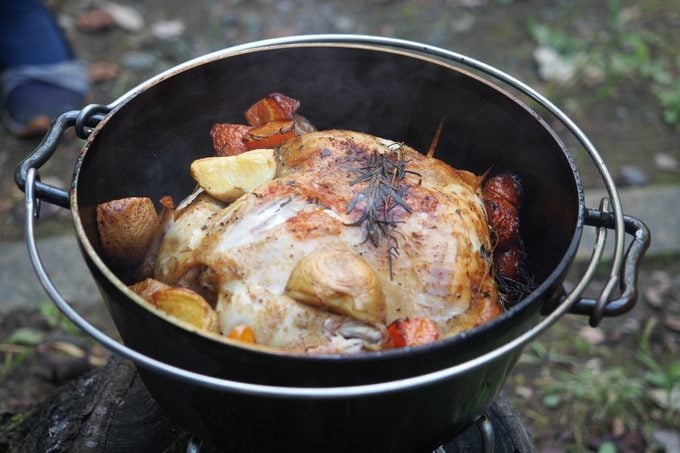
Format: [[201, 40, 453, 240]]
[[569, 206, 651, 326], [14, 104, 110, 208]]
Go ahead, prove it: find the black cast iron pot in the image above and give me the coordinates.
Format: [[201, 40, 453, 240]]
[[16, 35, 650, 453]]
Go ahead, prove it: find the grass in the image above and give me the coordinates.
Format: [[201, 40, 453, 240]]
[[510, 314, 680, 451], [0, 302, 82, 379], [528, 0, 680, 130]]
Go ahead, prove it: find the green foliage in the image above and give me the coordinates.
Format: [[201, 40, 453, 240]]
[[1, 304, 83, 379], [520, 316, 680, 450], [5, 328, 45, 346], [0, 328, 44, 378], [2, 351, 28, 378], [637, 318, 680, 421], [528, 2, 680, 127], [598, 440, 617, 453], [38, 302, 81, 336], [655, 79, 680, 125], [541, 364, 648, 427]]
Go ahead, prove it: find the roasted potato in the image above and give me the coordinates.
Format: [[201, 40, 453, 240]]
[[150, 287, 219, 332], [96, 197, 158, 268], [190, 148, 276, 202], [129, 277, 172, 300], [210, 123, 251, 156]]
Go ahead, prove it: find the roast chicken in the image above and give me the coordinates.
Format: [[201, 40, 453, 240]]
[[151, 130, 503, 353]]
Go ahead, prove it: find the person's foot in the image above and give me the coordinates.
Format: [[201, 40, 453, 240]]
[[3, 79, 85, 137], [1, 61, 89, 138]]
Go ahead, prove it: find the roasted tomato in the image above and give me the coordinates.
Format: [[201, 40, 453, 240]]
[[387, 317, 440, 348]]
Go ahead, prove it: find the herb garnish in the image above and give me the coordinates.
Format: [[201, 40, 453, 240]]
[[346, 142, 418, 279]]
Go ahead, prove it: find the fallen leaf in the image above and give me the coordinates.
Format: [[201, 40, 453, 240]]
[[585, 357, 602, 371], [649, 387, 680, 412], [653, 153, 679, 172], [665, 314, 680, 333], [5, 327, 45, 346], [579, 326, 605, 345], [151, 20, 186, 40], [102, 2, 144, 32], [533, 46, 581, 84], [515, 385, 533, 399], [645, 270, 674, 308], [35, 342, 93, 383], [645, 286, 666, 308], [614, 431, 646, 453], [75, 9, 114, 33], [611, 416, 625, 438], [88, 61, 119, 83]]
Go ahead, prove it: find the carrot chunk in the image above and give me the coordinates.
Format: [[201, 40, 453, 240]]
[[387, 317, 440, 348], [210, 123, 252, 156], [227, 325, 257, 343], [244, 120, 296, 149], [244, 92, 300, 126]]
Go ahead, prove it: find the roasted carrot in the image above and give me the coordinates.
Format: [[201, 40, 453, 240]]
[[228, 325, 257, 343], [244, 120, 296, 149], [244, 92, 300, 126], [387, 317, 440, 348]]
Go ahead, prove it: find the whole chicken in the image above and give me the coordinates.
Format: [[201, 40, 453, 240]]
[[153, 130, 501, 354]]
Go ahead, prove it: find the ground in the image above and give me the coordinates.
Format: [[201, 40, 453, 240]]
[[1, 0, 679, 452]]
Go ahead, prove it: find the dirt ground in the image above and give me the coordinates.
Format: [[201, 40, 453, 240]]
[[1, 0, 679, 452]]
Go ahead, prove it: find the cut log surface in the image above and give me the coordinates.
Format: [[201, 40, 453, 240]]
[[1, 356, 534, 452], [1, 356, 189, 452]]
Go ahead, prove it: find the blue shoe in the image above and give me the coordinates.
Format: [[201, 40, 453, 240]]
[[2, 60, 88, 138]]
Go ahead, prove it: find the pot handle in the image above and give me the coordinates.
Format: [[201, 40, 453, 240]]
[[14, 104, 111, 209], [567, 202, 650, 326]]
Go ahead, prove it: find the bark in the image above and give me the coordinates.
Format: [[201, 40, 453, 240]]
[[0, 356, 189, 452], [0, 355, 533, 452]]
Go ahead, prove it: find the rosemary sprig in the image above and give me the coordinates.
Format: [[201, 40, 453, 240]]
[[346, 142, 417, 279]]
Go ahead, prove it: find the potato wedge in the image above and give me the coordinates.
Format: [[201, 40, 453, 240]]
[[129, 278, 172, 301], [150, 287, 219, 332], [190, 148, 276, 202], [97, 197, 158, 268], [210, 123, 251, 156]]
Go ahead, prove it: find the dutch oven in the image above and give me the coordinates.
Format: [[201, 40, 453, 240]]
[[16, 35, 650, 453]]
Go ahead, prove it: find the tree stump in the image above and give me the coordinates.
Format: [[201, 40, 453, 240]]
[[0, 356, 535, 452]]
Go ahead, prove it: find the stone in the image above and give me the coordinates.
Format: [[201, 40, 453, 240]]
[[533, 46, 580, 84], [618, 165, 649, 186], [151, 20, 186, 40], [102, 2, 145, 32], [120, 51, 156, 71], [578, 326, 605, 345], [654, 152, 679, 172], [652, 429, 680, 453]]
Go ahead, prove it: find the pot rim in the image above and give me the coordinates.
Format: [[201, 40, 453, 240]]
[[70, 35, 589, 391]]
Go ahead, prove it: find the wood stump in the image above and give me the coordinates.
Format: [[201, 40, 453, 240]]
[[1, 356, 535, 452]]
